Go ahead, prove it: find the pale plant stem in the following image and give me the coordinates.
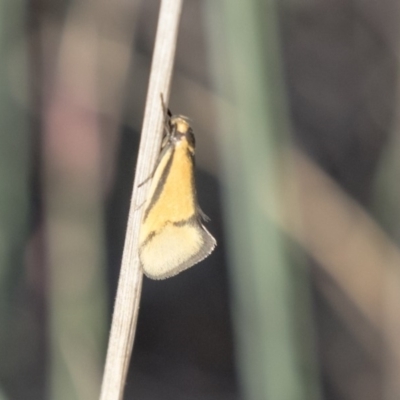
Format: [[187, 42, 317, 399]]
[[99, 1, 183, 399]]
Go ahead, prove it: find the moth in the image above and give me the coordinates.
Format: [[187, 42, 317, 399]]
[[138, 99, 216, 279]]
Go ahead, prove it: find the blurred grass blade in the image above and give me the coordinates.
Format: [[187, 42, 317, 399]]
[[204, 1, 321, 400], [0, 0, 30, 395], [0, 0, 30, 327], [373, 96, 400, 400], [42, 5, 108, 400]]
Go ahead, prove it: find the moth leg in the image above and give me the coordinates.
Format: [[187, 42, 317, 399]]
[[135, 198, 146, 211], [197, 206, 211, 222], [138, 173, 153, 188]]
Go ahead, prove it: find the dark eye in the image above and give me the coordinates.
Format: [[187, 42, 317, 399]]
[[186, 129, 195, 148]]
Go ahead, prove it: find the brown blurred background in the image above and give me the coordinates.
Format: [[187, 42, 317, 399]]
[[1, 0, 400, 399]]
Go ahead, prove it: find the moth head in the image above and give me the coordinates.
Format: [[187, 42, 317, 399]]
[[170, 115, 195, 149]]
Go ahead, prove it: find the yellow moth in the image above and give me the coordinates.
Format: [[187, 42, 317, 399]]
[[138, 102, 217, 279]]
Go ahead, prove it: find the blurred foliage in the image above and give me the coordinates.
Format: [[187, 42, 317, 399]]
[[0, 0, 31, 395], [205, 0, 321, 399], [1, 0, 400, 399]]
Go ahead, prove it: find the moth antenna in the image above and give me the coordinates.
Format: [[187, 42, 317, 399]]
[[160, 93, 173, 136], [160, 94, 172, 118]]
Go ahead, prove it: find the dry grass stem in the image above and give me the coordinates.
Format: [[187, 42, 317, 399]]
[[99, 1, 183, 399]]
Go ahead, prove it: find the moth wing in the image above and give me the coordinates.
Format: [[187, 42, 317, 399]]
[[138, 126, 216, 279], [140, 218, 216, 280]]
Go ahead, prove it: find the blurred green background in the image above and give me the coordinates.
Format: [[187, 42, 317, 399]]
[[1, 0, 400, 399]]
